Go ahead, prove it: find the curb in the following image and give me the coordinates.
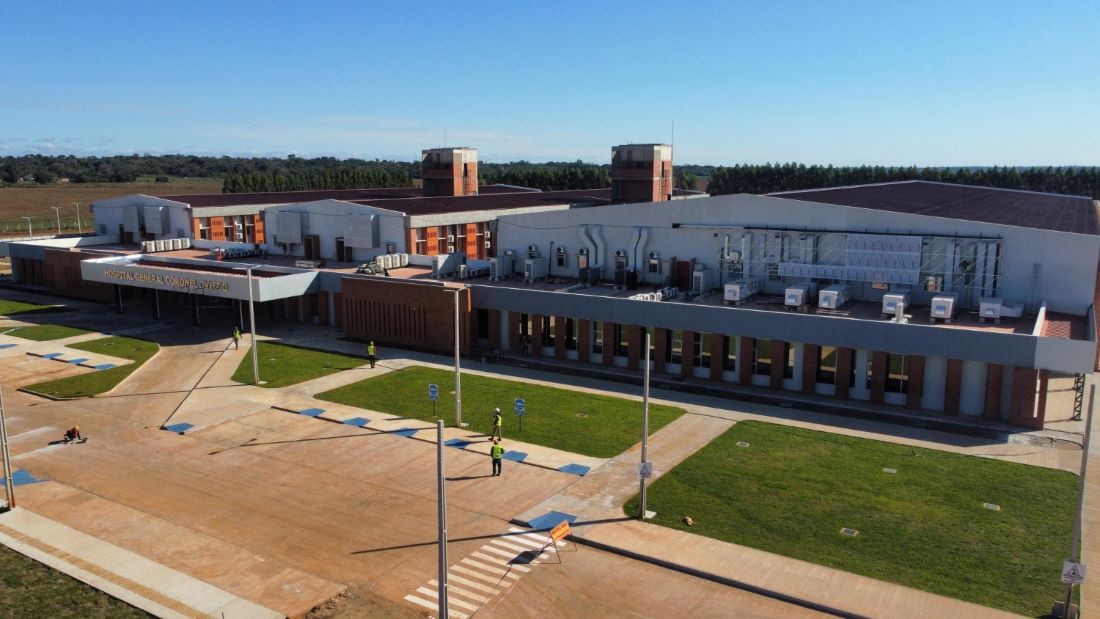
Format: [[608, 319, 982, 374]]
[[15, 387, 79, 401]]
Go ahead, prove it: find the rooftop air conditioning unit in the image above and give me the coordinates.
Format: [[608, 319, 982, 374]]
[[556, 246, 566, 255], [979, 297, 1004, 323], [578, 247, 588, 255], [484, 230, 491, 239], [881, 290, 911, 319], [527, 245, 538, 253], [648, 251, 659, 259], [447, 234, 455, 242], [785, 283, 816, 309], [930, 293, 958, 323], [484, 240, 492, 249], [724, 278, 761, 304], [235, 232, 244, 240], [234, 222, 243, 230], [614, 249, 626, 257], [447, 244, 456, 254], [818, 284, 851, 310]]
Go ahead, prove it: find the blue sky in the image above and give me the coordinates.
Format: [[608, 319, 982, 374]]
[[2, 0, 1097, 165]]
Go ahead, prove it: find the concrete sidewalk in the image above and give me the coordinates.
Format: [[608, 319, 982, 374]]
[[0, 507, 283, 619]]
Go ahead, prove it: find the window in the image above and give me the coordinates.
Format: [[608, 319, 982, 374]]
[[817, 346, 837, 384], [782, 342, 794, 379], [753, 339, 771, 376], [723, 336, 737, 371], [669, 330, 683, 365], [543, 316, 554, 347], [520, 314, 530, 338], [556, 253, 567, 268], [694, 333, 707, 368], [592, 321, 603, 354], [577, 254, 589, 270], [415, 228, 427, 254], [565, 318, 576, 351], [614, 324, 627, 357], [886, 354, 909, 394]]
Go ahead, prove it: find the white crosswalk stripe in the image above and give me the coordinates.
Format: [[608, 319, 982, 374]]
[[403, 526, 562, 616]]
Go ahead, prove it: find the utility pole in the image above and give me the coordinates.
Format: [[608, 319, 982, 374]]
[[51, 207, 62, 235], [247, 266, 259, 384], [1063, 383, 1094, 618], [639, 332, 652, 519], [0, 386, 15, 512], [20, 217, 32, 239], [436, 419, 449, 618], [73, 202, 82, 234]]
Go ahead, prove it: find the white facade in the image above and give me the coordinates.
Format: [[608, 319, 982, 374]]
[[261, 200, 407, 262], [90, 195, 191, 240]]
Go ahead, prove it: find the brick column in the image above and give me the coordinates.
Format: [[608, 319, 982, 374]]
[[769, 340, 785, 390], [709, 334, 725, 380], [316, 292, 328, 327], [682, 331, 696, 380], [983, 363, 1004, 421], [1035, 370, 1051, 429], [488, 310, 501, 350], [835, 348, 853, 400], [602, 322, 615, 366], [944, 359, 964, 415], [530, 315, 543, 357], [555, 317, 567, 360], [1008, 367, 1039, 428], [627, 325, 642, 370], [508, 312, 521, 353], [654, 329, 668, 374], [906, 356, 925, 410], [801, 343, 819, 394], [577, 319, 591, 362], [739, 337, 754, 385], [869, 351, 887, 404]]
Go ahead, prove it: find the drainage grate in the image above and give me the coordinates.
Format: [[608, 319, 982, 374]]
[[840, 528, 859, 537], [882, 467, 897, 474], [983, 502, 1001, 511], [736, 441, 750, 448]]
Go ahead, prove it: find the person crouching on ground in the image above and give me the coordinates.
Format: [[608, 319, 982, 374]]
[[64, 426, 82, 442]]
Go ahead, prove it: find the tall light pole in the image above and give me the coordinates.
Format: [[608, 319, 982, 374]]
[[639, 332, 652, 519], [247, 266, 260, 384], [73, 202, 82, 234], [1062, 383, 1094, 618], [452, 287, 464, 427], [20, 217, 32, 239], [436, 419, 449, 618], [51, 207, 62, 235]]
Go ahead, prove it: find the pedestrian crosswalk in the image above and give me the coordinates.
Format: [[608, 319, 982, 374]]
[[110, 323, 173, 337], [403, 526, 566, 618]]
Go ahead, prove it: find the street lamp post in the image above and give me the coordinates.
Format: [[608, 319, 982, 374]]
[[0, 386, 15, 512], [247, 266, 259, 384], [452, 287, 464, 427], [73, 202, 82, 234], [20, 217, 32, 239], [51, 207, 62, 235], [436, 419, 449, 618], [639, 333, 652, 519]]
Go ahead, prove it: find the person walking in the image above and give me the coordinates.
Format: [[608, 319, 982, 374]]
[[367, 340, 376, 369], [232, 327, 241, 350], [491, 407, 503, 440], [490, 439, 504, 476]]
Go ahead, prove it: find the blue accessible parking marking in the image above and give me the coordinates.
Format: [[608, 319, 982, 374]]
[[343, 417, 370, 427], [558, 463, 591, 476], [502, 451, 528, 462], [393, 428, 419, 438], [3, 468, 45, 487], [444, 438, 470, 449], [42, 353, 62, 359], [67, 358, 90, 364], [299, 408, 325, 417], [0, 343, 16, 349], [162, 423, 194, 434], [94, 363, 116, 370], [527, 510, 578, 530]]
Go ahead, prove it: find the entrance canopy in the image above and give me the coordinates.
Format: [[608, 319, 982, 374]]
[[80, 254, 320, 302]]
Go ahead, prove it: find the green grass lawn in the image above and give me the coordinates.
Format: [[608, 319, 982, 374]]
[[231, 341, 366, 388], [0, 544, 150, 618], [0, 301, 58, 318], [6, 324, 92, 341], [316, 366, 684, 458], [24, 336, 159, 398], [624, 420, 1075, 617]]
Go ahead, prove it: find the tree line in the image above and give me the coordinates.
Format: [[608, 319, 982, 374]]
[[703, 163, 1100, 199], [2, 155, 1097, 199]]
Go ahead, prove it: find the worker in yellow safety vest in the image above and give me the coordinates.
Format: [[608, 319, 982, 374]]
[[491, 439, 504, 476], [367, 341, 376, 369], [492, 407, 503, 440]]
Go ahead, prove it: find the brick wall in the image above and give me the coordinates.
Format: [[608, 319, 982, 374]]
[[944, 359, 964, 415], [341, 278, 472, 354], [42, 249, 114, 302]]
